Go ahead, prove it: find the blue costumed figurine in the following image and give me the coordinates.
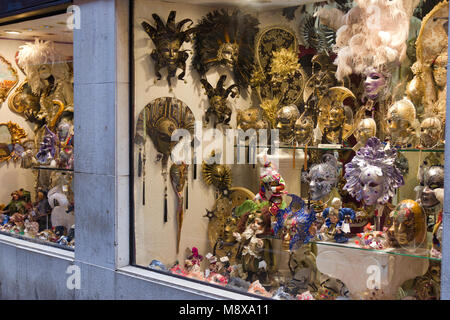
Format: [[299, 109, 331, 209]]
[[321, 197, 355, 243]]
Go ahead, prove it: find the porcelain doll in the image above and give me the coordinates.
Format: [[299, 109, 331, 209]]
[[320, 198, 355, 243], [273, 194, 316, 251], [233, 206, 274, 282], [344, 137, 404, 230]]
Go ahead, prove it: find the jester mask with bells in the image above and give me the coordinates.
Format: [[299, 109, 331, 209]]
[[193, 9, 259, 90], [135, 97, 195, 164], [317, 86, 356, 145], [200, 75, 239, 126], [344, 137, 404, 207], [141, 11, 196, 87]]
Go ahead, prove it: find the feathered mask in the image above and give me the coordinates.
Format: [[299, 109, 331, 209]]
[[344, 137, 404, 204], [192, 9, 259, 90]]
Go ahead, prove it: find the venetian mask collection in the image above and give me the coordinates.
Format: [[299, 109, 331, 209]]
[[136, 0, 448, 300]]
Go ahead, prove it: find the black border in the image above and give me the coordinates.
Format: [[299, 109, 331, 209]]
[[0, 1, 72, 26]]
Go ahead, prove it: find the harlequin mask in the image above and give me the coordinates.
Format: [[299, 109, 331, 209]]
[[419, 165, 444, 209], [275, 104, 300, 144], [305, 154, 340, 201], [344, 137, 404, 206], [294, 115, 314, 146], [420, 117, 442, 148], [363, 67, 388, 100], [387, 199, 426, 248]]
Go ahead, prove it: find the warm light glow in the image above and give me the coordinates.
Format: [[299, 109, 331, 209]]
[[4, 30, 21, 35]]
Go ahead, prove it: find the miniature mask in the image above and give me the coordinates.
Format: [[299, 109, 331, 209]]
[[420, 117, 442, 148], [236, 108, 268, 132], [419, 165, 444, 209], [141, 11, 195, 86], [386, 98, 418, 148], [304, 154, 340, 201], [275, 104, 300, 144], [432, 51, 447, 89], [387, 199, 426, 248], [294, 115, 314, 146], [344, 137, 404, 206]]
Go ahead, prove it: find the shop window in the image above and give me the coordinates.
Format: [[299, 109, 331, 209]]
[[0, 12, 74, 249], [132, 0, 447, 300]]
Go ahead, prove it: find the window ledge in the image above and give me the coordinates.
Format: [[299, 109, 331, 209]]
[[117, 265, 259, 300], [0, 233, 74, 261]]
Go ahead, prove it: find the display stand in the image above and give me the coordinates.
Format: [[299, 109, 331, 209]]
[[315, 242, 430, 299]]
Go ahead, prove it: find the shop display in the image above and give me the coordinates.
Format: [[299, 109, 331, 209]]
[[133, 0, 447, 300], [0, 17, 75, 251]]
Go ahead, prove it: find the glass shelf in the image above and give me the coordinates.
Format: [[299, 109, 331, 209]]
[[313, 238, 441, 262], [32, 166, 74, 172], [234, 144, 445, 153], [0, 230, 74, 251]]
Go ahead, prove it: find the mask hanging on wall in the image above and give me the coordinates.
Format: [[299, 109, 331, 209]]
[[135, 97, 195, 222], [141, 11, 196, 87], [192, 9, 259, 91], [170, 162, 189, 253], [200, 75, 239, 126]]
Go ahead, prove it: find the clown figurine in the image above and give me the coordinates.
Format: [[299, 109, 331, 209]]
[[254, 161, 286, 216]]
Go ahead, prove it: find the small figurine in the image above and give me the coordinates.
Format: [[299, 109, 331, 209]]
[[0, 190, 27, 216], [355, 223, 388, 250], [320, 198, 355, 243], [273, 194, 316, 251], [254, 161, 286, 216], [233, 205, 274, 283]]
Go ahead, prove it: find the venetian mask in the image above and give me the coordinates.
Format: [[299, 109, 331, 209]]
[[419, 165, 444, 209], [344, 137, 404, 206], [217, 42, 239, 67], [432, 51, 447, 88], [354, 118, 377, 146], [386, 98, 417, 147], [363, 67, 388, 100], [275, 105, 300, 144], [420, 117, 442, 148], [305, 154, 340, 201], [387, 199, 426, 248], [294, 115, 314, 146], [141, 11, 195, 86], [237, 108, 268, 131]]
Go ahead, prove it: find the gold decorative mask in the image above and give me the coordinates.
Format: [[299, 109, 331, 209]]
[[294, 115, 314, 146], [354, 118, 377, 146], [386, 98, 418, 147], [317, 86, 356, 144], [387, 199, 426, 248], [275, 104, 300, 144], [420, 117, 442, 148]]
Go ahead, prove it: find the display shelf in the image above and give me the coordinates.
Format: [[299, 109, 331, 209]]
[[234, 144, 445, 153], [0, 230, 74, 251], [313, 239, 441, 262], [32, 166, 74, 172]]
